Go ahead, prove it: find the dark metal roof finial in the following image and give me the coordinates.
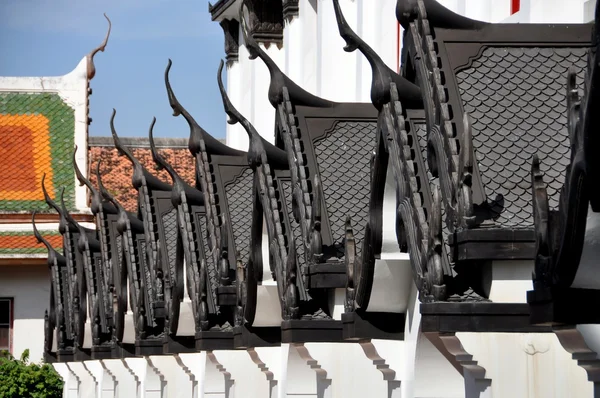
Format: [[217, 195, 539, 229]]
[[73, 146, 103, 215], [110, 109, 140, 168], [217, 59, 288, 168], [32, 211, 54, 254], [41, 174, 61, 214], [395, 0, 487, 30], [239, 4, 333, 108], [165, 59, 244, 157], [333, 0, 422, 110], [148, 117, 178, 183]]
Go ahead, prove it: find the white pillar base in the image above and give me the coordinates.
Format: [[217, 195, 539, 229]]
[[53, 363, 79, 398], [102, 359, 139, 398], [67, 362, 97, 398], [84, 360, 116, 398], [124, 357, 165, 398], [149, 355, 194, 398]]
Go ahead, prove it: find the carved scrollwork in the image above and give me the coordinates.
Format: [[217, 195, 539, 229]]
[[530, 61, 594, 288], [344, 216, 356, 313], [400, 0, 475, 233], [333, 0, 445, 302]]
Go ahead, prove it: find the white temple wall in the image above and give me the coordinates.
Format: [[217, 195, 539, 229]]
[[0, 263, 49, 363]]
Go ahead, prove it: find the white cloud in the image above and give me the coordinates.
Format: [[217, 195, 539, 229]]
[[0, 0, 219, 39]]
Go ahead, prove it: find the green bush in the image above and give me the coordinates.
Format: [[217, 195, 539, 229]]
[[0, 349, 64, 398]]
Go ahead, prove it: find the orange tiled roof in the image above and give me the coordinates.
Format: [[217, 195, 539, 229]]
[[0, 230, 62, 256], [89, 142, 196, 212]]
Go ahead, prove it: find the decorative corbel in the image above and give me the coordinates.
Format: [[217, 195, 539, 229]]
[[220, 19, 240, 65], [282, 0, 299, 21], [242, 0, 284, 48]]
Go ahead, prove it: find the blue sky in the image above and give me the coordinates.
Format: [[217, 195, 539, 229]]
[[0, 0, 227, 138]]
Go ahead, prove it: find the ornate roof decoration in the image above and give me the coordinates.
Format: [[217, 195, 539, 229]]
[[111, 110, 169, 347], [528, 2, 600, 325], [73, 149, 118, 357], [149, 119, 209, 337], [97, 164, 149, 349], [41, 181, 84, 358], [166, 60, 248, 345], [33, 211, 70, 361], [332, 0, 445, 305], [216, 59, 304, 324], [396, 0, 591, 306]]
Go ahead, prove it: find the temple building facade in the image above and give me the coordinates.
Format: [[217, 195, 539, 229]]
[[3, 0, 600, 397]]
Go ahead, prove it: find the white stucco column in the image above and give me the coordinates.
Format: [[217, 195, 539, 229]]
[[102, 359, 138, 398], [317, 0, 358, 102], [84, 360, 116, 398], [149, 355, 194, 398], [284, 0, 319, 95], [528, 0, 586, 22], [53, 363, 79, 398], [585, 0, 597, 21], [124, 357, 164, 398], [67, 362, 97, 398]]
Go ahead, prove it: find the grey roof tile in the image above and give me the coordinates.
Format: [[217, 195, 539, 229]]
[[456, 46, 587, 228]]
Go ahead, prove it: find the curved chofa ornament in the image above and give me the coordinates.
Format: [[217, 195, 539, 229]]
[[529, 2, 600, 324], [97, 163, 148, 346], [166, 60, 255, 340], [33, 211, 70, 361], [73, 148, 120, 358], [217, 59, 306, 321], [149, 119, 212, 337], [42, 179, 87, 355], [111, 110, 173, 349], [332, 0, 445, 303], [86, 13, 111, 81]]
